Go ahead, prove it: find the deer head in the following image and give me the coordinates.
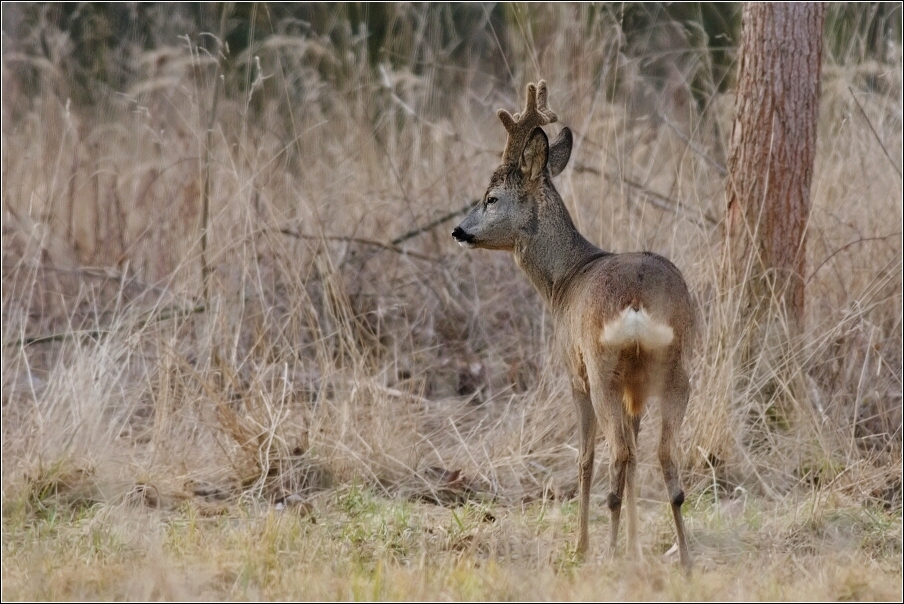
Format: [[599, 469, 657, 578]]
[[452, 80, 574, 251]]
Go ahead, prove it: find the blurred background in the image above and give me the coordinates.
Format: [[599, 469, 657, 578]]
[[2, 3, 901, 513]]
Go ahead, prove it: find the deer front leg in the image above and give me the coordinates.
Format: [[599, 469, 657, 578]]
[[573, 384, 596, 558]]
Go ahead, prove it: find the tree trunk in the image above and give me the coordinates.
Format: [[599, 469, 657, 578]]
[[723, 3, 826, 434], [726, 2, 825, 330]]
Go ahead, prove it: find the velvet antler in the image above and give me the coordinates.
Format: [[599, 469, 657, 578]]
[[498, 80, 558, 165]]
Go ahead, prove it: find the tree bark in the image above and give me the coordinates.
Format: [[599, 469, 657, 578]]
[[725, 3, 826, 332], [720, 3, 826, 446]]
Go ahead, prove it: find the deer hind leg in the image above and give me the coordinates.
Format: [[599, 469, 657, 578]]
[[572, 384, 596, 558], [585, 353, 621, 560], [659, 364, 692, 571], [625, 411, 642, 560], [603, 406, 639, 561], [605, 428, 625, 560], [588, 351, 643, 561]]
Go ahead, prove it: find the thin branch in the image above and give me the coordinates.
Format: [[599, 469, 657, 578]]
[[9, 264, 171, 296], [279, 230, 435, 262], [657, 112, 728, 177], [200, 7, 229, 303], [391, 200, 478, 245], [10, 330, 109, 348], [806, 232, 902, 284], [280, 201, 477, 261], [5, 305, 206, 348], [848, 86, 903, 179], [621, 176, 719, 227], [573, 163, 718, 227]]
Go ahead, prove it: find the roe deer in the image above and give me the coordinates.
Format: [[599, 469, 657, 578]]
[[452, 81, 693, 569]]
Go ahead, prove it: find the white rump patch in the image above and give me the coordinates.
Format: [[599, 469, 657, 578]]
[[600, 306, 674, 350]]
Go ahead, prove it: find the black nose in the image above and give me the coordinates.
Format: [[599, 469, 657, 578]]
[[452, 227, 473, 242]]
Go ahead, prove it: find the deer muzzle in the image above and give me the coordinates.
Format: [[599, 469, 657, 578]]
[[451, 226, 475, 247]]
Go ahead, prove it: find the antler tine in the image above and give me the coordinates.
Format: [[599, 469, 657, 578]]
[[498, 80, 558, 165]]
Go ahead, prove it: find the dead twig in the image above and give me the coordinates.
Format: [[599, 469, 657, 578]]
[[848, 86, 903, 179], [807, 232, 902, 284], [657, 112, 728, 177], [279, 230, 434, 262], [279, 200, 478, 260], [5, 304, 206, 348], [621, 176, 719, 227], [574, 163, 718, 228], [390, 200, 479, 246]]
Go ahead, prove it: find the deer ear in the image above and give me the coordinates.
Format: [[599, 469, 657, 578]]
[[548, 127, 572, 177], [520, 128, 549, 181]]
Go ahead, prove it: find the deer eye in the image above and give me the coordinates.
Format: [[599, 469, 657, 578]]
[[486, 196, 498, 205]]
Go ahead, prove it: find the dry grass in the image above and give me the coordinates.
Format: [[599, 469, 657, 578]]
[[2, 4, 901, 600]]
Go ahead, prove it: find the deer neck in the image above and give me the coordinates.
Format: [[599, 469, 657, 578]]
[[513, 188, 603, 311]]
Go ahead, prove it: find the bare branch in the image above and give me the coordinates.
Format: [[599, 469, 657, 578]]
[[848, 86, 903, 179], [657, 112, 728, 177]]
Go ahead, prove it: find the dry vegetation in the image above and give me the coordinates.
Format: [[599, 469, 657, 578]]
[[2, 3, 901, 600]]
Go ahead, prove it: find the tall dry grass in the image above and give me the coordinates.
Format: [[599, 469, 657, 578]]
[[1, 2, 900, 562]]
